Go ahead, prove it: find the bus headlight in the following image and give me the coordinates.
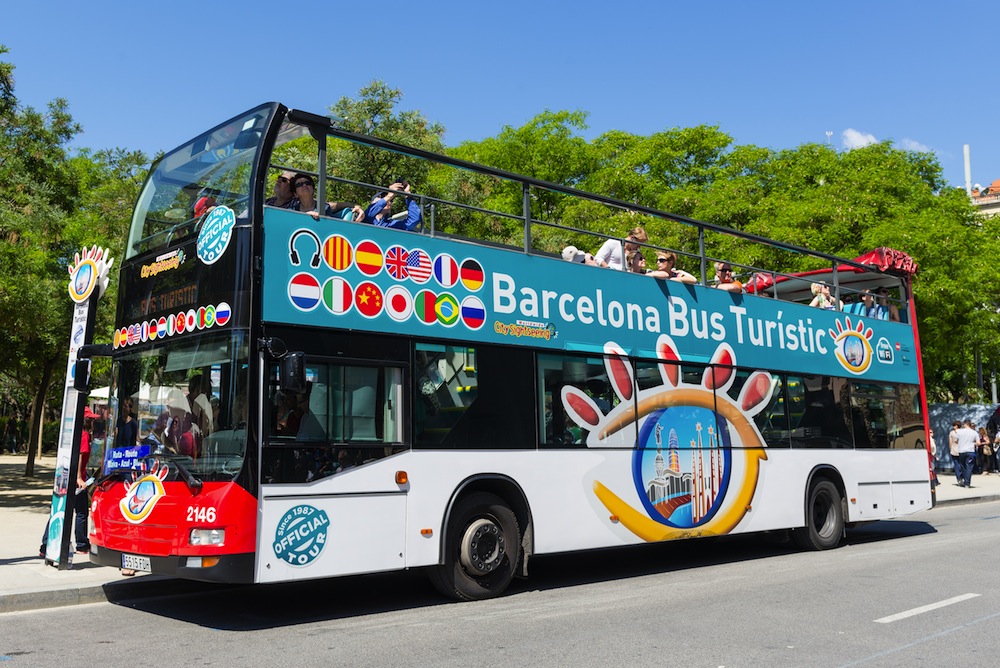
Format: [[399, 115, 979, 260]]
[[189, 528, 225, 546]]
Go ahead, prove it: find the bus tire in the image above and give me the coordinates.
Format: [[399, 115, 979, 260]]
[[430, 492, 521, 601], [792, 480, 844, 551]]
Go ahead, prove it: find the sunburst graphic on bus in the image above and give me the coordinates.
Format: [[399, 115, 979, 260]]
[[561, 335, 774, 541], [828, 317, 874, 375], [119, 461, 169, 524]]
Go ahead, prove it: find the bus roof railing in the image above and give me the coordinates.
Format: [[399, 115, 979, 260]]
[[280, 107, 912, 296]]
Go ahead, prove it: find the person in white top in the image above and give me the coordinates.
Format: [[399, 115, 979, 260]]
[[594, 226, 647, 271], [955, 420, 979, 488]]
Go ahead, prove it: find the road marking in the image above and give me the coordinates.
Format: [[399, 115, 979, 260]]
[[875, 593, 980, 623]]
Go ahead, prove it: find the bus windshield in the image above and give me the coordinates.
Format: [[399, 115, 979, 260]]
[[125, 105, 275, 259], [106, 331, 249, 482]]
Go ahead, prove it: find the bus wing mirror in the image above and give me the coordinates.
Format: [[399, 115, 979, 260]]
[[73, 358, 92, 393], [280, 352, 306, 394]]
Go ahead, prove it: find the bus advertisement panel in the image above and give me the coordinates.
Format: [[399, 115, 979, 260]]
[[262, 207, 919, 386]]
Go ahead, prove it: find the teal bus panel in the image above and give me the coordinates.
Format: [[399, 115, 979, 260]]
[[262, 208, 919, 384]]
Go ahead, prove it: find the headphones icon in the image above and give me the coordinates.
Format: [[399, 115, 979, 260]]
[[288, 229, 322, 268]]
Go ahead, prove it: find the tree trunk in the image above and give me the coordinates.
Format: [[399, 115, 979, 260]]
[[24, 357, 56, 477]]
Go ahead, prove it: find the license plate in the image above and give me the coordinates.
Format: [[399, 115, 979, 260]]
[[121, 554, 151, 572]]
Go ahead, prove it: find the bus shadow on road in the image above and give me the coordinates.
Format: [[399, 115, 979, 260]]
[[105, 518, 934, 630]]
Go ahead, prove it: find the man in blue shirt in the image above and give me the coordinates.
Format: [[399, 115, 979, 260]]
[[365, 180, 422, 231]]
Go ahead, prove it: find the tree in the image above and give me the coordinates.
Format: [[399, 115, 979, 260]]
[[0, 46, 146, 474]]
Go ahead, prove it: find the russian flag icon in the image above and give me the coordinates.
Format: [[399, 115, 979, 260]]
[[461, 296, 486, 330]]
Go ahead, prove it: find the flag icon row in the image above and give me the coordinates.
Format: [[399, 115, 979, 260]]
[[114, 302, 232, 349], [288, 273, 485, 330], [297, 231, 485, 291]]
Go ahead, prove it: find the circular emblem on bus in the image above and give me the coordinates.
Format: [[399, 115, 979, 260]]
[[196, 205, 236, 265], [273, 505, 330, 566], [68, 259, 98, 303], [829, 317, 875, 375]]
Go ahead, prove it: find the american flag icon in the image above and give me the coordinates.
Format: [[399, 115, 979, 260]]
[[407, 249, 432, 283]]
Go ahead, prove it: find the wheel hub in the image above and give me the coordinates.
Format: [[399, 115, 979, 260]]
[[459, 518, 505, 575]]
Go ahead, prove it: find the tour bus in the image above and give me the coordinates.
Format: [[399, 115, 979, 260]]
[[83, 103, 933, 600]]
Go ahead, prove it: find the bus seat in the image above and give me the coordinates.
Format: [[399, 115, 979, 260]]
[[350, 385, 376, 440]]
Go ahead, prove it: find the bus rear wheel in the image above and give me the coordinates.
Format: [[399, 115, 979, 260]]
[[430, 492, 521, 601], [792, 480, 844, 550]]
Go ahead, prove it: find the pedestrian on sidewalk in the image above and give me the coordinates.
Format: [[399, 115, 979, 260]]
[[949, 421, 961, 484], [978, 426, 993, 475], [956, 420, 978, 488]]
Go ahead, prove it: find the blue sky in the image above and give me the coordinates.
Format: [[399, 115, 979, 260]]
[[4, 1, 995, 190]]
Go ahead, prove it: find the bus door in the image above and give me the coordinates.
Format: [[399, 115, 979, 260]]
[[257, 360, 407, 582]]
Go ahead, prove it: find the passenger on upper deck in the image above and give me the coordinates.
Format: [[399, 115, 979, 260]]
[[365, 180, 423, 231], [808, 282, 842, 310], [649, 252, 697, 284], [265, 170, 297, 209], [595, 226, 646, 270], [847, 291, 887, 320], [292, 173, 365, 222], [562, 246, 600, 266], [876, 287, 900, 322], [713, 261, 743, 293], [626, 250, 648, 274]]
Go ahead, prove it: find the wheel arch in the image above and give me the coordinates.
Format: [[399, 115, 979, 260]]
[[439, 474, 533, 576], [801, 464, 846, 524]]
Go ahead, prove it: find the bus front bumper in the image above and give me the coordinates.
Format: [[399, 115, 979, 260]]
[[93, 545, 255, 583]]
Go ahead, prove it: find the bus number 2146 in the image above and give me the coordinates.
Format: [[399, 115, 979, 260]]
[[187, 506, 217, 523]]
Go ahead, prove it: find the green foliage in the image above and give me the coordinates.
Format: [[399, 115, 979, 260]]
[[0, 46, 147, 466]]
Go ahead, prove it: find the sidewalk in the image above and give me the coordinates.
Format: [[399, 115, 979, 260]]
[[2, 453, 999, 614], [0, 453, 173, 614]]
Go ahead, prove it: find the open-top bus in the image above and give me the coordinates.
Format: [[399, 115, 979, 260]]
[[83, 103, 933, 600]]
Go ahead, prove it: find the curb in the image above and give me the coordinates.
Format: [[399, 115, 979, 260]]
[[934, 493, 1000, 509], [0, 575, 186, 615], [0, 585, 110, 614]]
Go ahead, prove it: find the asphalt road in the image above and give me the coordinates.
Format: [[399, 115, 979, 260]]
[[3, 501, 997, 667]]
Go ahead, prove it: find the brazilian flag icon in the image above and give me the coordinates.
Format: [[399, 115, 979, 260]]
[[435, 293, 460, 326]]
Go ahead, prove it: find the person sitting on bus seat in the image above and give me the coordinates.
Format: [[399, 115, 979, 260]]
[[713, 262, 743, 293], [876, 287, 900, 322], [561, 246, 600, 266], [649, 252, 697, 284], [291, 173, 365, 222], [265, 170, 298, 209], [595, 226, 647, 270], [365, 180, 423, 231], [194, 196, 216, 219], [847, 291, 886, 320], [626, 250, 648, 274], [808, 282, 841, 310]]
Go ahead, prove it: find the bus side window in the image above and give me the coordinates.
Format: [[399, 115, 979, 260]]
[[730, 370, 790, 448], [788, 375, 853, 449]]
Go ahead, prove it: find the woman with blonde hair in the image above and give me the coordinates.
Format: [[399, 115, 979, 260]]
[[808, 282, 841, 310]]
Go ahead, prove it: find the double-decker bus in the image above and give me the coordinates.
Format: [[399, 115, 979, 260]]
[[84, 103, 933, 600]]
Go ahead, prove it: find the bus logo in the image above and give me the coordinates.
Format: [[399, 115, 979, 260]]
[[196, 206, 236, 265], [119, 462, 170, 524], [561, 336, 773, 541], [828, 317, 875, 375], [273, 505, 330, 566]]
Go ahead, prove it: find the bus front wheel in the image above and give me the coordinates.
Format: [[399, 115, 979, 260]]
[[430, 492, 521, 601], [792, 480, 844, 550]]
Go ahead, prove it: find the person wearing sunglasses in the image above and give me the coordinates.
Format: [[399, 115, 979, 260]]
[[365, 179, 424, 232], [713, 262, 743, 293], [265, 171, 298, 209], [595, 226, 647, 271], [647, 252, 697, 284], [292, 173, 365, 222]]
